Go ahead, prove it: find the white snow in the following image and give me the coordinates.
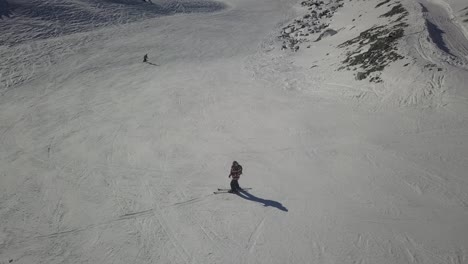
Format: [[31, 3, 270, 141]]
[[1, 0, 468, 263]]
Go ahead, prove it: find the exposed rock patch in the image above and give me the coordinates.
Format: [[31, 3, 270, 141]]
[[279, 0, 344, 51], [338, 1, 409, 82], [375, 0, 391, 8]]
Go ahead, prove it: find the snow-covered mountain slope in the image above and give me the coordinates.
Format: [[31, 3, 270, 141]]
[[444, 0, 468, 33], [0, 0, 226, 90], [0, 0, 226, 45], [1, 0, 468, 263]]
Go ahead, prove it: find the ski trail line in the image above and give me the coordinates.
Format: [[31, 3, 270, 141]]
[[244, 216, 266, 264]]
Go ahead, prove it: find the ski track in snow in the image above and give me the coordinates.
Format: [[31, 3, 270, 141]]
[[244, 216, 265, 264]]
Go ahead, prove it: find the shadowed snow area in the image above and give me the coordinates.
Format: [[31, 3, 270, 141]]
[[0, 0, 226, 45], [0, 0, 12, 18], [419, 0, 468, 67], [426, 19, 454, 55]]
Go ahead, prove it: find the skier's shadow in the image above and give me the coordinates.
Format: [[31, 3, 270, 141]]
[[145, 62, 159, 66], [236, 189, 288, 212]]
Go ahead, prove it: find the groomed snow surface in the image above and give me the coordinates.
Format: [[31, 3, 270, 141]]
[[1, 0, 468, 263]]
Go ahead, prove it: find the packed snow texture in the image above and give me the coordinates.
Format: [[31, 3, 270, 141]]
[[0, 0, 226, 45], [1, 0, 468, 263]]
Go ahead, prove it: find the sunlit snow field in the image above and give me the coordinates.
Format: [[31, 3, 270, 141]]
[[1, 0, 468, 263]]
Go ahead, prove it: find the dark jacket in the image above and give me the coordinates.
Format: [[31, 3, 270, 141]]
[[229, 163, 243, 180]]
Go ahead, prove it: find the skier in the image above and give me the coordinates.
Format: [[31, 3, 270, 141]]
[[228, 161, 243, 193], [143, 54, 148, 63]]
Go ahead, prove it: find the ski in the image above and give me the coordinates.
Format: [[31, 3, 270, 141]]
[[217, 188, 251, 191], [214, 188, 251, 194], [213, 191, 230, 194]]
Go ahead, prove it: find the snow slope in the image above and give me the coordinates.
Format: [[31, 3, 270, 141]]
[[0, 0, 226, 46], [1, 0, 468, 263], [418, 0, 468, 67], [441, 0, 468, 36]]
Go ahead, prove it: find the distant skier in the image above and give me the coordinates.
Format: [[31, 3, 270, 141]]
[[143, 54, 148, 63], [228, 161, 243, 193]]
